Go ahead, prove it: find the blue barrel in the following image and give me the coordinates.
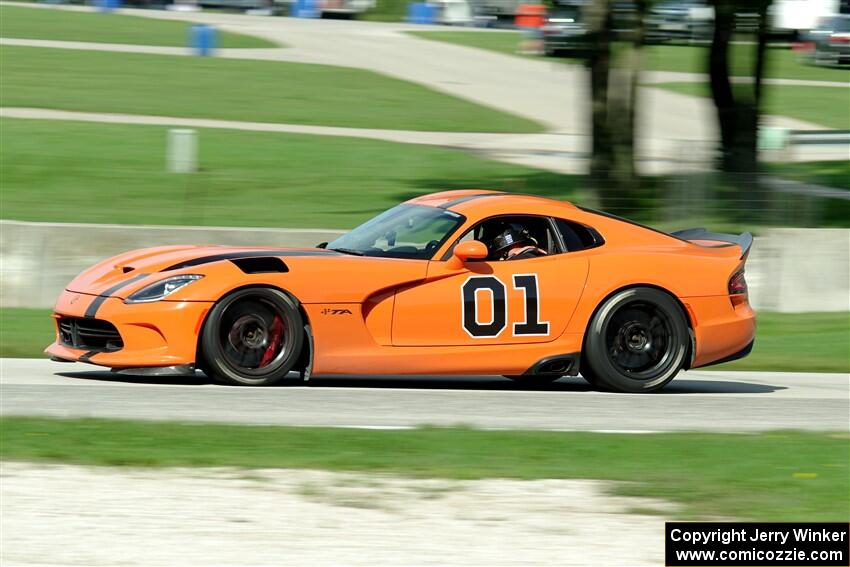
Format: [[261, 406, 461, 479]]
[[422, 3, 436, 23], [407, 2, 419, 22], [291, 0, 319, 18], [95, 0, 121, 12], [190, 24, 217, 57], [407, 2, 435, 24]]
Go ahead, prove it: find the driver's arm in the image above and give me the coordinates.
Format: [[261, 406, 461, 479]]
[[506, 246, 547, 260]]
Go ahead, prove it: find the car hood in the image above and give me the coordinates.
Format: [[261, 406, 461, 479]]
[[64, 245, 429, 304]]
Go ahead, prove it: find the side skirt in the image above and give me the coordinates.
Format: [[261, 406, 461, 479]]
[[524, 353, 580, 376]]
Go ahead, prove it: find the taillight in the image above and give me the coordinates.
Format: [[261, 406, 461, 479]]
[[829, 36, 850, 44], [729, 270, 747, 295]]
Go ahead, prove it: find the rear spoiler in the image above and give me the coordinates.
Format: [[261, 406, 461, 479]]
[[670, 228, 754, 260]]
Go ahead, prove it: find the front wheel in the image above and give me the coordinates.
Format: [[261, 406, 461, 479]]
[[583, 288, 688, 393], [200, 288, 304, 386]]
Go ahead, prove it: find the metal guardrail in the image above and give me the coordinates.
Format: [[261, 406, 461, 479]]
[[788, 130, 850, 146], [759, 127, 850, 150]]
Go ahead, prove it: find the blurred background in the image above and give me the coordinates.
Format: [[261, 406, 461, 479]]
[[0, 0, 847, 370], [0, 2, 848, 565]]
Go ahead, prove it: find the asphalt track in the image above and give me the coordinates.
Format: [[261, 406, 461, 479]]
[[1, 359, 847, 432]]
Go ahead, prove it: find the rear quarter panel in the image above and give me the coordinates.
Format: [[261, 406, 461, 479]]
[[561, 211, 754, 367]]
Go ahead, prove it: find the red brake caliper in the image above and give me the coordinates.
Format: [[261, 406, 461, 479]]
[[259, 316, 284, 368]]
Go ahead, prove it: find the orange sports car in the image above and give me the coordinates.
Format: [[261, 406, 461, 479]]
[[46, 190, 755, 393]]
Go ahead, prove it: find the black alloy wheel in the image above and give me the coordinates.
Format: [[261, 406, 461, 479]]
[[201, 288, 304, 386], [582, 287, 688, 393]]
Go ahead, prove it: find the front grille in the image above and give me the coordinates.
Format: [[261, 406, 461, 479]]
[[58, 317, 123, 352]]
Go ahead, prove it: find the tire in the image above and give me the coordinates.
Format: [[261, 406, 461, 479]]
[[583, 287, 688, 393], [200, 288, 304, 386], [578, 363, 599, 387]]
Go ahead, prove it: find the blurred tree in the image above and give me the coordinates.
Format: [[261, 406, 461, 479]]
[[584, 0, 648, 213], [708, 0, 772, 176]]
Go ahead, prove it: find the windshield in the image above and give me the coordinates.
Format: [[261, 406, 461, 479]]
[[326, 204, 465, 260]]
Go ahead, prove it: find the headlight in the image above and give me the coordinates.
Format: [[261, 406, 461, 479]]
[[124, 275, 204, 303]]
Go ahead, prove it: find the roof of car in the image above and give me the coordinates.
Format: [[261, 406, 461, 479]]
[[405, 190, 578, 214]]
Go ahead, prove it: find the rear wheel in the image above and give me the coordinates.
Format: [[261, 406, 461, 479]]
[[583, 288, 688, 393], [201, 288, 304, 386]]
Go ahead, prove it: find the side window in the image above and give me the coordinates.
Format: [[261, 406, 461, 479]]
[[555, 219, 603, 252], [451, 216, 558, 260], [442, 216, 560, 261]]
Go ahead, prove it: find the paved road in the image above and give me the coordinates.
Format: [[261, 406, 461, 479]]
[[4, 107, 846, 175], [2, 359, 847, 432], [6, 36, 846, 89], [0, 106, 598, 174]]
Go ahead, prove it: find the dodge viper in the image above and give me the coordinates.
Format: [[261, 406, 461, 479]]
[[46, 190, 756, 393]]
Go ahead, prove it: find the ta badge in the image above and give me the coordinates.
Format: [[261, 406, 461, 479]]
[[321, 308, 353, 315]]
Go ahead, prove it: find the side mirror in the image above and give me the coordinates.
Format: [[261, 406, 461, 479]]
[[448, 240, 488, 269]]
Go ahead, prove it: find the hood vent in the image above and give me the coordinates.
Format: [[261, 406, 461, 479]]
[[230, 257, 289, 274]]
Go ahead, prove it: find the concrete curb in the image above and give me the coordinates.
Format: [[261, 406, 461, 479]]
[[0, 219, 344, 308], [1, 220, 848, 312]]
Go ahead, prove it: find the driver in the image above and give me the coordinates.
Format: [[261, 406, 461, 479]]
[[490, 224, 547, 260]]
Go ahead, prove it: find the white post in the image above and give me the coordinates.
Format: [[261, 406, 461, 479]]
[[167, 129, 198, 173]]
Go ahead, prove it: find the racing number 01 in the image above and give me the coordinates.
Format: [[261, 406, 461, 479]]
[[462, 274, 550, 338]]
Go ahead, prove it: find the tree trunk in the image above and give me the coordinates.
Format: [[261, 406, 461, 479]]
[[708, 0, 772, 220], [586, 0, 614, 204], [709, 0, 772, 176], [584, 0, 646, 214], [709, 0, 737, 172], [608, 0, 646, 197]]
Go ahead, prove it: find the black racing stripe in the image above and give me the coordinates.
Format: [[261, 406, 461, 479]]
[[84, 273, 150, 319], [438, 193, 504, 210], [162, 250, 338, 272]]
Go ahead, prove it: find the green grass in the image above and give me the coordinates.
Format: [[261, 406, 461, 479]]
[[766, 161, 850, 191], [360, 0, 408, 22], [646, 44, 850, 83], [0, 46, 542, 133], [654, 82, 850, 129], [3, 305, 847, 373], [0, 308, 53, 359], [1, 417, 847, 521], [0, 118, 573, 227], [409, 30, 850, 83], [409, 30, 522, 57], [3, 116, 845, 230], [0, 5, 277, 48]]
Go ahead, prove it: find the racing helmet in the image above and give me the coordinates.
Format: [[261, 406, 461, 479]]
[[491, 224, 535, 257]]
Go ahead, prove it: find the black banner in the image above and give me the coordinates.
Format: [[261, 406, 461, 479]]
[[666, 522, 849, 566]]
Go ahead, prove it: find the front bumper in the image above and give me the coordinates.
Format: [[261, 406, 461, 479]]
[[45, 289, 213, 369]]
